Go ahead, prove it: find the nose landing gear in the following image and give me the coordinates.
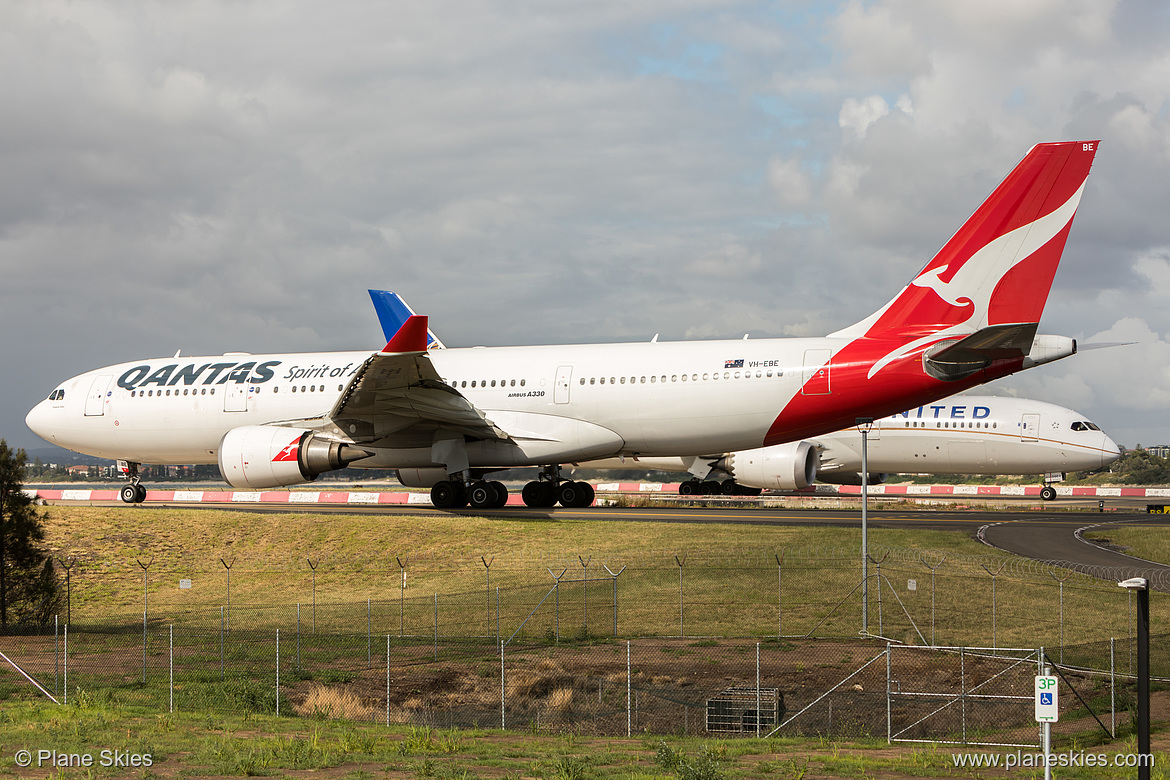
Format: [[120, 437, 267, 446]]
[[118, 461, 147, 504]]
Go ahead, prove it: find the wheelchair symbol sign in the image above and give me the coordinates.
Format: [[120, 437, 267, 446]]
[[1035, 675, 1058, 722]]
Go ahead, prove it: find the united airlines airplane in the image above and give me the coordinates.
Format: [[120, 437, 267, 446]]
[[26, 141, 1100, 509], [581, 396, 1120, 501]]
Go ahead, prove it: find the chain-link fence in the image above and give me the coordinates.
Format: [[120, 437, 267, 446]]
[[2, 625, 1162, 747], [3, 546, 1168, 745], [29, 546, 1170, 649]]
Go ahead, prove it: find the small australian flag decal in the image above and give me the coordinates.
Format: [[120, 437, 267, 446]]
[[724, 358, 744, 369]]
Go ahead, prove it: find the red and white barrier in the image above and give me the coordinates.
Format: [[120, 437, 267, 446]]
[[27, 483, 1170, 504]]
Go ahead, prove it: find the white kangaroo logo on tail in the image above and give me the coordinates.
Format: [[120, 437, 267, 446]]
[[867, 180, 1089, 379]]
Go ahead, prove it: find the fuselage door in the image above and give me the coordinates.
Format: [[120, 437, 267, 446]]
[[84, 375, 113, 417], [224, 384, 248, 413], [554, 366, 573, 404], [801, 349, 832, 395], [1020, 413, 1040, 442]]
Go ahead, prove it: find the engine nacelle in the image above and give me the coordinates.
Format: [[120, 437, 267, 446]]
[[395, 468, 450, 488], [218, 426, 372, 490], [722, 441, 817, 490]]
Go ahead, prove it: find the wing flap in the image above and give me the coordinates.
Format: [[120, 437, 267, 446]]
[[329, 349, 509, 444]]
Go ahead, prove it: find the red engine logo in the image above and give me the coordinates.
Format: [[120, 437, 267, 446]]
[[273, 436, 301, 462]]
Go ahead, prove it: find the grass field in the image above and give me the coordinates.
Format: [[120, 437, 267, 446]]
[[27, 505, 1168, 652], [1083, 524, 1170, 566], [5, 504, 1169, 778], [1, 698, 1167, 779]]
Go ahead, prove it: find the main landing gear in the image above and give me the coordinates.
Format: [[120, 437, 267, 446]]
[[1040, 485, 1058, 501], [678, 478, 762, 497], [520, 465, 594, 508], [429, 465, 594, 509], [119, 462, 147, 504], [431, 478, 509, 510]]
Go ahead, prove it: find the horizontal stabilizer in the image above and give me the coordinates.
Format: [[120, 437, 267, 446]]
[[923, 323, 1039, 380]]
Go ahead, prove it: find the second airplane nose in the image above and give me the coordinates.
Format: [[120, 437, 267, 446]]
[[1101, 433, 1121, 468]]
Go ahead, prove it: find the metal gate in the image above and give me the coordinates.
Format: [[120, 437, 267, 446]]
[[887, 645, 1039, 747]]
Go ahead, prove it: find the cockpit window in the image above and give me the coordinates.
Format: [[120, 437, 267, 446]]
[[48, 389, 65, 401], [1071, 421, 1101, 432]]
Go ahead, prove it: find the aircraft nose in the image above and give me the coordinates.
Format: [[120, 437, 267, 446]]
[[1101, 433, 1121, 467], [25, 401, 53, 443]]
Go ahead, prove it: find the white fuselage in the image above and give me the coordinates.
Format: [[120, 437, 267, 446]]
[[25, 338, 841, 467], [587, 396, 1119, 485]]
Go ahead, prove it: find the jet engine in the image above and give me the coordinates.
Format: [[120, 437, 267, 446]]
[[395, 468, 449, 488], [218, 426, 372, 490], [721, 441, 817, 490]]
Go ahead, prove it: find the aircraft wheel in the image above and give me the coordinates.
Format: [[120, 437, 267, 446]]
[[522, 481, 556, 508], [678, 480, 700, 496], [1041, 485, 1057, 501], [489, 481, 509, 508], [574, 481, 595, 507], [557, 480, 586, 508], [431, 480, 466, 509], [120, 484, 139, 504], [721, 480, 738, 495], [468, 480, 498, 509], [135, 484, 147, 503], [701, 480, 720, 495]]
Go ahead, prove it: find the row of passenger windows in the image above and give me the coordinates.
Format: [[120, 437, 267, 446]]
[[443, 368, 783, 390], [582, 369, 782, 385], [449, 379, 527, 389], [127, 384, 347, 398], [902, 420, 997, 429]]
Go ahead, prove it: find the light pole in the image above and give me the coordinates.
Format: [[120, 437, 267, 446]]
[[856, 417, 874, 635], [1118, 577, 1150, 780]]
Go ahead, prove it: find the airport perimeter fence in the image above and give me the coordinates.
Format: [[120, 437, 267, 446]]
[[26, 545, 1170, 652], [0, 623, 1161, 746], [3, 547, 1168, 743]]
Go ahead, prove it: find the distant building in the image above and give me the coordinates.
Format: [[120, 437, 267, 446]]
[[1147, 445, 1170, 459], [66, 465, 90, 477]]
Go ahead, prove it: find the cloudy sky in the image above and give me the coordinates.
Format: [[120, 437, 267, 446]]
[[4, 0, 1170, 454]]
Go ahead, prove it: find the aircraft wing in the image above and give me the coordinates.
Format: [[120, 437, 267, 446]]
[[326, 315, 510, 447]]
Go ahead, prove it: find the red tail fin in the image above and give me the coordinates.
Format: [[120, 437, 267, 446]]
[[834, 141, 1099, 340]]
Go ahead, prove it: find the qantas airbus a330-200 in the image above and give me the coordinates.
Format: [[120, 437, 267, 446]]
[[27, 141, 1101, 509]]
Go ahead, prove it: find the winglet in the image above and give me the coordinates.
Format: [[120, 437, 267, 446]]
[[381, 315, 430, 354]]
